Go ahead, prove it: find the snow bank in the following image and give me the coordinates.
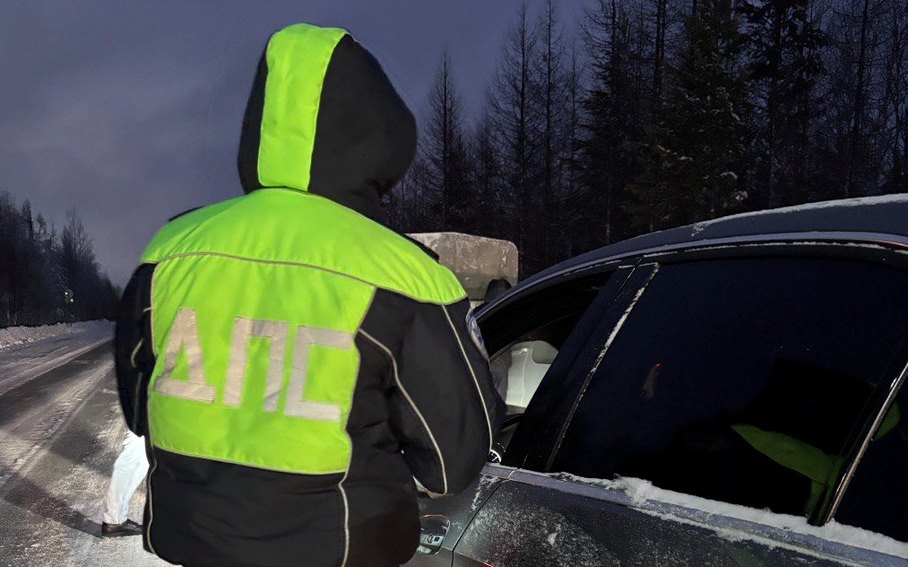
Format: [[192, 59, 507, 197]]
[[0, 320, 113, 351], [0, 320, 114, 398]]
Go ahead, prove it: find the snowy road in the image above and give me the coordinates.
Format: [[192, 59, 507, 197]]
[[0, 334, 168, 566], [0, 321, 113, 398]]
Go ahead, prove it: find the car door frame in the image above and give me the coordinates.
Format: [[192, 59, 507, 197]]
[[509, 235, 908, 529], [423, 261, 643, 564], [453, 232, 908, 564], [477, 259, 652, 468]]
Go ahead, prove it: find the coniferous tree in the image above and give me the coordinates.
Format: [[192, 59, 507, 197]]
[[629, 0, 749, 230], [653, 0, 668, 104], [815, 0, 889, 199], [742, 0, 825, 207], [879, 1, 908, 194], [580, 0, 650, 239], [387, 155, 432, 233], [390, 0, 907, 281]]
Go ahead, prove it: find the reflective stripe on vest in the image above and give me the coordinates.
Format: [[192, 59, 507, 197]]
[[147, 253, 374, 474]]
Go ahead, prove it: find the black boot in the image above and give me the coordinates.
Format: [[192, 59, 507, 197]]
[[101, 519, 143, 537]]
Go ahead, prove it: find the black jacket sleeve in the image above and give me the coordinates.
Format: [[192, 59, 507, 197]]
[[114, 263, 157, 436], [360, 291, 503, 495]]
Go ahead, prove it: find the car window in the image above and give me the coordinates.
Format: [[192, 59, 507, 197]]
[[835, 383, 908, 542], [481, 271, 613, 414], [550, 256, 908, 519], [492, 326, 577, 414]]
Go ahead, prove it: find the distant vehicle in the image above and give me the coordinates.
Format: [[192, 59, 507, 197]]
[[408, 195, 908, 566]]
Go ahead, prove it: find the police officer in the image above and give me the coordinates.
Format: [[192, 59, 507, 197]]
[[115, 23, 501, 567]]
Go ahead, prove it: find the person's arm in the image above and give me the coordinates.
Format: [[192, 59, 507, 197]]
[[360, 291, 503, 495], [113, 263, 156, 436]]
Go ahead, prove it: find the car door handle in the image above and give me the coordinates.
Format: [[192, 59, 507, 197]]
[[416, 515, 450, 555]]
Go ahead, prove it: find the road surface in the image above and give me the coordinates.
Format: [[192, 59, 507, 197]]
[[0, 328, 167, 566]]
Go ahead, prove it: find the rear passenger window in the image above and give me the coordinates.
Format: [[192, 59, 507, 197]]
[[835, 383, 908, 542], [551, 257, 908, 520]]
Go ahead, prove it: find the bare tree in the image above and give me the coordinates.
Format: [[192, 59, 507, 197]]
[[533, 0, 569, 264], [489, 3, 543, 270], [471, 109, 504, 238], [421, 52, 471, 232]]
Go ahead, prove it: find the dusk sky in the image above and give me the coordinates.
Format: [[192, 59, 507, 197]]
[[0, 1, 585, 286]]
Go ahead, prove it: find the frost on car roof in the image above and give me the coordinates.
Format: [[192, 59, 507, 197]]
[[688, 193, 908, 236], [523, 194, 908, 288]]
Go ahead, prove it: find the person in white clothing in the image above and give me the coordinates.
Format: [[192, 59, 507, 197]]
[[101, 430, 148, 537]]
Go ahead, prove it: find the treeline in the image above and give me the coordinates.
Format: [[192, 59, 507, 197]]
[[0, 190, 118, 327], [386, 0, 908, 276]]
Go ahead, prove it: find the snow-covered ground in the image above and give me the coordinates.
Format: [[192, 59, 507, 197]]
[[0, 322, 165, 566], [0, 320, 113, 398], [0, 320, 112, 351]]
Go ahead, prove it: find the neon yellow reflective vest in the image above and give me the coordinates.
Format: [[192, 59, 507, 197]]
[[142, 188, 467, 474], [114, 22, 500, 567]]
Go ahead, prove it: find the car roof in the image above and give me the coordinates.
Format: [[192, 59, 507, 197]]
[[522, 194, 908, 288]]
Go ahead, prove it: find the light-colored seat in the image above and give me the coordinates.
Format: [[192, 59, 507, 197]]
[[505, 340, 558, 409]]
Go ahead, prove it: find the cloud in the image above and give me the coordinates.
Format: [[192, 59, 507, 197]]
[[1, 0, 581, 285]]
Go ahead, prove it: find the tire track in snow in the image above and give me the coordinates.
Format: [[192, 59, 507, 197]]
[[0, 343, 113, 488], [0, 342, 166, 566]]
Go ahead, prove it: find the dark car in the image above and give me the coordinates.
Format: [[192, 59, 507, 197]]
[[408, 195, 908, 566]]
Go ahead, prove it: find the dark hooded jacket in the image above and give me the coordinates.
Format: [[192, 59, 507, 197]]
[[114, 23, 500, 567]]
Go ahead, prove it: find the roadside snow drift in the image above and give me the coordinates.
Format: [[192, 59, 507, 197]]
[[0, 321, 113, 351]]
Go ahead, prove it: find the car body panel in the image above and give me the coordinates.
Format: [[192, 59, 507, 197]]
[[453, 469, 906, 567], [411, 197, 908, 566], [407, 469, 509, 566], [509, 194, 908, 297]]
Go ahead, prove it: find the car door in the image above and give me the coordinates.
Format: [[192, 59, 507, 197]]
[[406, 263, 635, 566], [451, 242, 908, 566], [832, 366, 908, 549]]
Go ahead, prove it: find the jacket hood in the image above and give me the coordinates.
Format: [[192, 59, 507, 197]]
[[238, 23, 417, 219]]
